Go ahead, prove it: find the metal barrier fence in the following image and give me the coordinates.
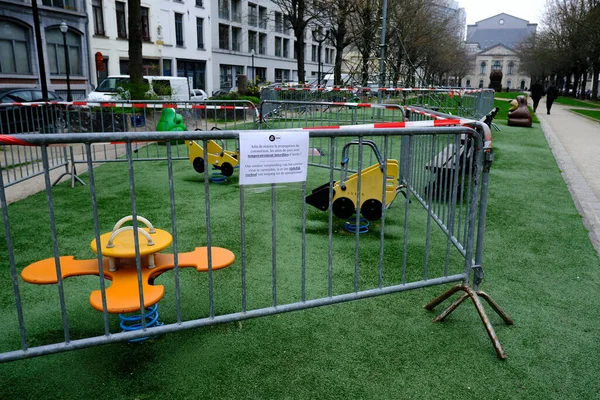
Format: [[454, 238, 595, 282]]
[[261, 87, 495, 120], [0, 122, 512, 363], [1, 100, 257, 190]]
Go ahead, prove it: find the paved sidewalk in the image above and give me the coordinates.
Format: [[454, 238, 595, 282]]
[[535, 97, 600, 255]]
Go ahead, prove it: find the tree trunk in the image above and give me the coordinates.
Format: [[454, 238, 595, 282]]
[[591, 65, 599, 101], [128, 0, 144, 99], [294, 26, 306, 83], [579, 69, 588, 100]]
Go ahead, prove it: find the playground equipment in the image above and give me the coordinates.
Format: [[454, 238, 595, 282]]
[[155, 108, 187, 132], [186, 129, 239, 177], [21, 216, 235, 320], [306, 140, 404, 222]]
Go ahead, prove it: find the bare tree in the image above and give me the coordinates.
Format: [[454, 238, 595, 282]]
[[347, 0, 381, 86], [324, 1, 357, 86], [271, 0, 325, 83]]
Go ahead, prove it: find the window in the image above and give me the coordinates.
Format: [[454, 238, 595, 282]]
[[46, 27, 81, 75], [258, 33, 266, 55], [196, 18, 204, 49], [478, 79, 484, 88], [219, 24, 229, 50], [177, 59, 206, 90], [283, 39, 289, 58], [275, 12, 283, 33], [466, 79, 471, 87], [92, 0, 105, 35], [0, 21, 31, 75], [259, 7, 267, 29], [219, 0, 229, 20], [196, 0, 203, 6], [479, 61, 486, 74], [42, 0, 77, 11], [152, 80, 172, 96], [141, 7, 150, 41], [248, 30, 257, 53], [508, 61, 514, 75], [507, 80, 512, 89], [116, 2, 127, 38], [163, 59, 172, 76], [232, 0, 241, 22], [220, 64, 233, 88], [275, 68, 283, 82], [175, 13, 184, 46], [324, 47, 329, 64], [275, 37, 281, 57], [311, 45, 317, 62], [232, 27, 241, 51], [248, 3, 258, 26], [492, 60, 502, 71]]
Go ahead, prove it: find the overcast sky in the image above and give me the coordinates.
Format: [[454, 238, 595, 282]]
[[458, 0, 548, 25]]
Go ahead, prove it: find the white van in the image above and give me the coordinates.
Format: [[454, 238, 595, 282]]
[[87, 75, 190, 101]]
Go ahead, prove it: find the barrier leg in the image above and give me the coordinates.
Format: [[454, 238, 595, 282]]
[[425, 285, 511, 360], [477, 291, 514, 325]]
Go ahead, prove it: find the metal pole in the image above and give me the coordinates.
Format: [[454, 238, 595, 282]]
[[318, 41, 322, 87], [377, 0, 388, 105], [252, 52, 255, 85], [31, 0, 49, 100], [60, 22, 73, 102]]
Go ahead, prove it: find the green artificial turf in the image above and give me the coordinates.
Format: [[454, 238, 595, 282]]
[[1, 121, 599, 399], [570, 108, 600, 122], [555, 97, 600, 108]]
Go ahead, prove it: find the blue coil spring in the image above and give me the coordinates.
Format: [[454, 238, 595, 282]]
[[119, 303, 163, 343], [211, 168, 227, 184], [344, 216, 370, 234]]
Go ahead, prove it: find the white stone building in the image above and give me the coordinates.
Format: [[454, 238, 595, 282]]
[[462, 13, 536, 91], [87, 0, 335, 96]]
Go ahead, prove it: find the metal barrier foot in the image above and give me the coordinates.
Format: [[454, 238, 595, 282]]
[[425, 285, 511, 360]]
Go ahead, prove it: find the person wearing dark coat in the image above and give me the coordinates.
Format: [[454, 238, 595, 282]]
[[530, 81, 544, 112], [546, 84, 559, 114]]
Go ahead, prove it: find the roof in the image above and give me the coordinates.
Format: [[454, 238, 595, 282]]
[[470, 13, 531, 25], [466, 28, 532, 50]]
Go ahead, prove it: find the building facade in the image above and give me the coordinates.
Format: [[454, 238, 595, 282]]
[[462, 13, 536, 90], [0, 0, 91, 99]]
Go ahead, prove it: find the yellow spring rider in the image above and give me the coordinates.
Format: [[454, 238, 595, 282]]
[[186, 134, 239, 177], [306, 140, 403, 221]]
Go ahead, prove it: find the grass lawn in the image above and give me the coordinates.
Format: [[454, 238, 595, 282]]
[[555, 97, 600, 109], [0, 121, 599, 399], [570, 108, 600, 122]]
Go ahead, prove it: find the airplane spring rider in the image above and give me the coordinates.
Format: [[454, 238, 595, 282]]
[[306, 140, 405, 226], [21, 215, 235, 337], [186, 128, 239, 178]]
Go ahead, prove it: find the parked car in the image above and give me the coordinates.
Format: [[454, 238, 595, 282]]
[[0, 88, 64, 134], [190, 89, 208, 101]]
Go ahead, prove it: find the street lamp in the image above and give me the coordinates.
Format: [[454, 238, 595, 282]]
[[312, 27, 329, 88], [250, 48, 255, 86], [59, 21, 72, 102]]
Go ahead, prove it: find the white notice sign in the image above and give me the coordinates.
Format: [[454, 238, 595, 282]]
[[239, 131, 309, 185]]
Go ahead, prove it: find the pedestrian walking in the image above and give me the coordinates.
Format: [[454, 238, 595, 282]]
[[530, 81, 544, 112], [546, 84, 559, 114]]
